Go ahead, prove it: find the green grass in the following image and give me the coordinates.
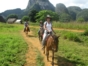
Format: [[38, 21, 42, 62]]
[[0, 23, 28, 66], [30, 22, 88, 30], [35, 50, 44, 66], [56, 30, 88, 66], [31, 27, 88, 66], [52, 22, 88, 30], [82, 29, 88, 36], [1, 22, 88, 66]]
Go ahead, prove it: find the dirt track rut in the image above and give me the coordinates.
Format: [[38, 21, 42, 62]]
[[21, 31, 58, 66]]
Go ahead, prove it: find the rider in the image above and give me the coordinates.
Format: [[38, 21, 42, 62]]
[[24, 20, 29, 32], [38, 21, 43, 35], [42, 15, 55, 49]]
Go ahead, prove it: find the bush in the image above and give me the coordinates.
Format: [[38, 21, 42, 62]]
[[63, 32, 81, 42], [22, 16, 29, 21], [82, 29, 88, 36], [77, 17, 85, 22]]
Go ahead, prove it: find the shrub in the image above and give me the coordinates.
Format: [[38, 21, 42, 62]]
[[82, 29, 88, 36], [77, 17, 85, 22], [63, 32, 81, 42], [22, 16, 29, 21]]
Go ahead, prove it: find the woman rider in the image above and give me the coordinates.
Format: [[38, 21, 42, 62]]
[[42, 15, 56, 49]]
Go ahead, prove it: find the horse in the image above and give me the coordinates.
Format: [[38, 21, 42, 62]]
[[43, 33, 60, 66], [24, 26, 30, 36], [38, 27, 44, 42]]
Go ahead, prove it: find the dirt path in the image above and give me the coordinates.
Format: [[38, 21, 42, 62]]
[[21, 31, 58, 66], [21, 31, 37, 66], [21, 26, 84, 66]]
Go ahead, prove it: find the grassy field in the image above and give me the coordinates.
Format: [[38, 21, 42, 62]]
[[31, 27, 88, 66], [0, 22, 88, 66], [0, 23, 45, 66], [0, 23, 28, 66], [30, 22, 88, 30]]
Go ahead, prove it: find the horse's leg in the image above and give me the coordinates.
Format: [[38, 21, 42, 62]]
[[40, 36, 42, 41], [52, 50, 54, 66], [39, 34, 41, 41], [43, 46, 45, 54], [46, 48, 49, 61]]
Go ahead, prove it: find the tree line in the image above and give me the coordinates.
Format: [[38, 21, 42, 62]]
[[7, 4, 88, 23]]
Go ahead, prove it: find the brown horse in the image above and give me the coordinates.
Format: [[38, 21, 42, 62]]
[[43, 33, 59, 66], [38, 27, 44, 42], [24, 26, 30, 36]]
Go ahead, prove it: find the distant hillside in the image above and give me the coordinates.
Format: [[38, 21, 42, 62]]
[[0, 8, 24, 18], [55, 3, 69, 14], [0, 0, 88, 22], [24, 0, 55, 15], [67, 6, 82, 20]]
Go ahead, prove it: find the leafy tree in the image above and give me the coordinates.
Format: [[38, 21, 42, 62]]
[[35, 10, 59, 22], [7, 14, 18, 20], [22, 16, 29, 21], [77, 17, 85, 22], [29, 10, 38, 22], [59, 13, 71, 22]]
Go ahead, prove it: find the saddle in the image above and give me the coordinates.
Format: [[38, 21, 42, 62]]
[[45, 32, 52, 42], [24, 27, 30, 32]]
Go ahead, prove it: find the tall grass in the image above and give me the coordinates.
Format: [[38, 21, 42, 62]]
[[31, 27, 88, 66], [29, 22, 88, 30], [0, 23, 28, 66], [52, 22, 88, 30]]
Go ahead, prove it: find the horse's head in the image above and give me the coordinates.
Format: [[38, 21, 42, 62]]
[[52, 35, 60, 52]]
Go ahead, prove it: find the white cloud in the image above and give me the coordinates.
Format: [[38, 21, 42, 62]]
[[50, 0, 88, 8], [0, 0, 28, 12]]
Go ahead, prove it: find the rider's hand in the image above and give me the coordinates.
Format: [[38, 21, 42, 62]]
[[48, 30, 51, 32]]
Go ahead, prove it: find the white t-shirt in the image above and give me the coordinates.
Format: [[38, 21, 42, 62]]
[[44, 21, 52, 33]]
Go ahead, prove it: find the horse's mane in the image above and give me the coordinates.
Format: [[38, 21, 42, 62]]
[[52, 34, 59, 44]]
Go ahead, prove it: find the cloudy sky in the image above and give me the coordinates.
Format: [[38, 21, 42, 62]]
[[0, 0, 88, 13]]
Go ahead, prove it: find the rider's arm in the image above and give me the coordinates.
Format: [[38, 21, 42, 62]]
[[51, 27, 56, 34]]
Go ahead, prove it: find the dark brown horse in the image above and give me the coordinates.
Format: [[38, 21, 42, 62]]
[[43, 33, 59, 66], [24, 26, 30, 36], [38, 27, 44, 42]]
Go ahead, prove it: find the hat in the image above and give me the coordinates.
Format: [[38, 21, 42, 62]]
[[46, 15, 51, 18]]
